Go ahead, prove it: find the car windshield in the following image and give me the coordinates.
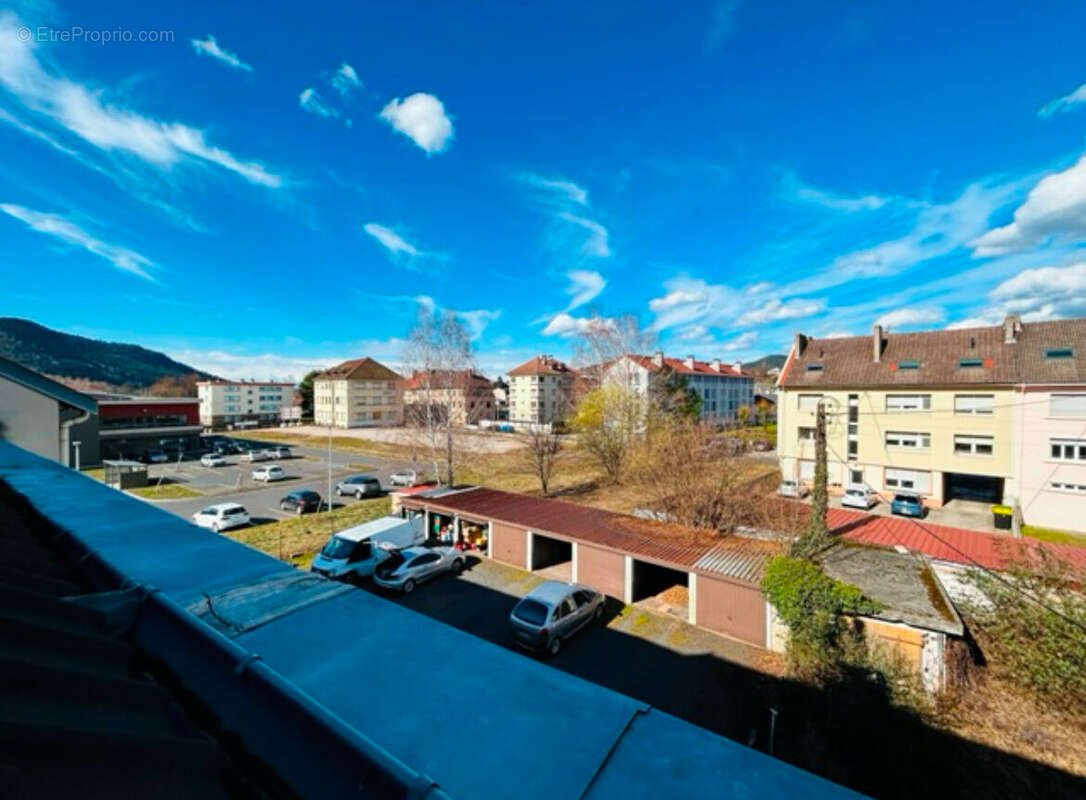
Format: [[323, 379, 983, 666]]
[[513, 599, 550, 626], [224, 505, 245, 515], [895, 494, 916, 503], [321, 537, 355, 559]]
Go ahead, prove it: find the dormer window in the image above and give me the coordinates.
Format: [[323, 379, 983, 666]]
[[958, 358, 983, 368], [1045, 347, 1074, 359], [897, 360, 921, 370]]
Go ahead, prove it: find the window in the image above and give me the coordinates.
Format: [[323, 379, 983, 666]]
[[1049, 482, 1086, 494], [958, 358, 984, 368], [1050, 394, 1086, 417], [1050, 439, 1086, 462], [798, 427, 815, 441], [798, 393, 822, 411], [885, 468, 931, 493], [850, 469, 863, 485], [886, 394, 931, 412], [805, 364, 824, 372], [886, 431, 930, 449], [897, 360, 921, 369], [954, 435, 994, 455], [848, 439, 858, 457], [798, 460, 815, 480], [1045, 348, 1074, 359], [954, 394, 995, 415]]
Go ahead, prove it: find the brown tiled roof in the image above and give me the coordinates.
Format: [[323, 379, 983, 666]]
[[508, 355, 574, 376], [316, 357, 401, 382], [625, 354, 748, 378], [403, 370, 491, 390], [403, 486, 781, 580], [780, 316, 1086, 388]]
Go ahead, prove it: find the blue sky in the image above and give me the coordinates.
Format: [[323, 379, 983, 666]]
[[2, 0, 1086, 380]]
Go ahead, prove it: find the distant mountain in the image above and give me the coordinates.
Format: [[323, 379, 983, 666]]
[[0, 318, 215, 390], [744, 354, 787, 374]]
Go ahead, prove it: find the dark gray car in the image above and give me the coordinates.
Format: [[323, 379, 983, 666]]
[[509, 581, 605, 656], [335, 474, 382, 499]]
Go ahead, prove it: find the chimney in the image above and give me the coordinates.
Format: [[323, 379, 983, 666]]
[[653, 351, 665, 367], [710, 358, 722, 372], [1003, 314, 1021, 344], [872, 324, 884, 363], [732, 361, 743, 374], [683, 355, 695, 370], [793, 332, 808, 357]]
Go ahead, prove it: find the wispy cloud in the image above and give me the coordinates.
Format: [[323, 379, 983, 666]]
[[415, 294, 501, 341], [781, 170, 895, 213], [190, 35, 253, 72], [1, 203, 154, 280], [721, 330, 757, 351], [331, 62, 361, 96], [517, 172, 611, 260], [379, 93, 454, 154], [0, 13, 282, 187], [1038, 82, 1086, 117], [564, 269, 606, 310], [364, 222, 421, 258], [541, 312, 616, 338], [736, 297, 825, 326], [298, 88, 340, 119], [875, 307, 945, 330], [517, 173, 589, 205], [558, 212, 610, 257], [948, 262, 1086, 327]]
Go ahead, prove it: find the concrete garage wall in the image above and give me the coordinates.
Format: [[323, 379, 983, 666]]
[[577, 544, 626, 601], [693, 575, 766, 646], [0, 376, 61, 462], [490, 521, 528, 568]]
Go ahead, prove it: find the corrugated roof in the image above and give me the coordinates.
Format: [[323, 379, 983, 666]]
[[695, 540, 778, 583], [0, 354, 97, 414]]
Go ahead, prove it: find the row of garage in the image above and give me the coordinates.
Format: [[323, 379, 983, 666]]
[[400, 487, 777, 649]]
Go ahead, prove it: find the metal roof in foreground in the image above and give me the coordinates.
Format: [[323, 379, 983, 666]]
[[0, 442, 862, 800]]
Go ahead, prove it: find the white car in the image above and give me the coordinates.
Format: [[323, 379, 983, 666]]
[[241, 450, 269, 463], [778, 480, 808, 499], [200, 453, 226, 468], [373, 546, 465, 593], [267, 445, 292, 459], [841, 486, 879, 509], [252, 465, 286, 482], [192, 503, 250, 532], [389, 469, 420, 487]]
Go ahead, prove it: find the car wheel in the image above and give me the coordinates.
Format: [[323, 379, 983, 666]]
[[452, 559, 464, 574], [547, 637, 562, 657], [212, 522, 220, 532], [594, 604, 604, 621], [402, 579, 416, 594], [336, 488, 343, 497], [296, 506, 303, 516], [355, 490, 363, 500]]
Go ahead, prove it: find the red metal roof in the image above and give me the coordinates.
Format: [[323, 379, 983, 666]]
[[828, 508, 1086, 572], [625, 354, 748, 378]]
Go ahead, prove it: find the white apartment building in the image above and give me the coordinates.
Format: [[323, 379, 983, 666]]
[[507, 355, 576, 426], [313, 357, 403, 428], [197, 381, 294, 428], [603, 353, 754, 424]]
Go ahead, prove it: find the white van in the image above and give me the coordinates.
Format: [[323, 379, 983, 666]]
[[310, 515, 426, 580]]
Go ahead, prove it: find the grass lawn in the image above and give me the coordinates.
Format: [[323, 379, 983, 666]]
[[247, 431, 412, 460], [128, 483, 203, 499], [81, 467, 105, 481], [228, 496, 391, 567], [1022, 524, 1086, 546]]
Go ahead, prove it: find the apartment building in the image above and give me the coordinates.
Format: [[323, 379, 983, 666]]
[[403, 370, 497, 426], [777, 315, 1086, 532], [313, 357, 403, 428], [603, 353, 754, 424], [197, 380, 294, 428], [507, 355, 576, 426]]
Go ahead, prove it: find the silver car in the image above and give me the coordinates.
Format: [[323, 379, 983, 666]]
[[336, 474, 382, 499], [509, 581, 605, 656], [373, 546, 464, 593]]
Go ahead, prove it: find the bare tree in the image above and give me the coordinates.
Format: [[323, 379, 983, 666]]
[[518, 423, 564, 496], [403, 304, 477, 486]]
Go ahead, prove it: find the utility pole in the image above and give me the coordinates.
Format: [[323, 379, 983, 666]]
[[327, 422, 333, 514]]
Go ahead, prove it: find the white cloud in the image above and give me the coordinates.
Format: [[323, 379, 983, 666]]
[[414, 294, 500, 341], [676, 324, 711, 342], [517, 172, 610, 260], [736, 297, 825, 326], [299, 88, 340, 119], [1038, 83, 1086, 117], [518, 173, 589, 205], [565, 269, 606, 310], [557, 212, 610, 257], [363, 222, 422, 261], [744, 281, 773, 295], [720, 330, 757, 351], [945, 262, 1086, 328], [875, 307, 945, 330], [0, 14, 282, 186], [331, 62, 361, 96], [650, 287, 709, 313], [971, 155, 1086, 256], [783, 170, 891, 213], [190, 35, 252, 72], [379, 93, 453, 154], [1, 203, 153, 280], [542, 312, 615, 338], [820, 330, 854, 339]]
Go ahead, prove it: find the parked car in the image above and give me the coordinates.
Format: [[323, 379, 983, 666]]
[[841, 486, 879, 510], [252, 465, 286, 482], [336, 474, 382, 499], [778, 479, 808, 499], [509, 581, 605, 656], [268, 445, 293, 459], [311, 516, 427, 580], [890, 492, 925, 518], [389, 469, 421, 487], [200, 453, 227, 468], [192, 503, 250, 532], [241, 449, 269, 463], [373, 546, 464, 593], [280, 489, 321, 514], [214, 441, 238, 455]]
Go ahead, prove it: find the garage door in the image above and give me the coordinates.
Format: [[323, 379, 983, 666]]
[[491, 521, 527, 568], [577, 544, 625, 600], [694, 575, 765, 646]]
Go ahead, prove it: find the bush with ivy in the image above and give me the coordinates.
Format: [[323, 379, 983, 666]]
[[762, 555, 882, 679]]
